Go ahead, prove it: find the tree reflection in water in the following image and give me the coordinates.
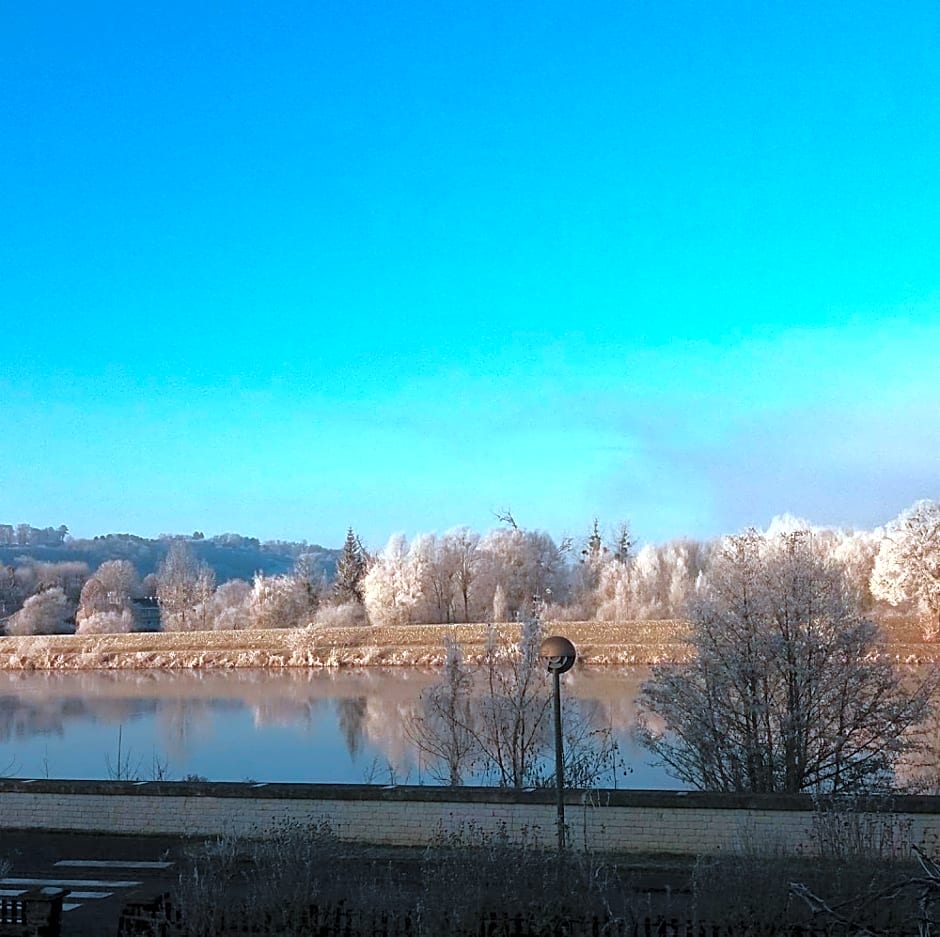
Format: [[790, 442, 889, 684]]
[[0, 666, 684, 788]]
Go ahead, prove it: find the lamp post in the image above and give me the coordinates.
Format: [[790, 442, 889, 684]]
[[539, 635, 576, 851]]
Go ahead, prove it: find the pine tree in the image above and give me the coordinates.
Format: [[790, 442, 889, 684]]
[[333, 528, 366, 604], [613, 521, 634, 564], [587, 518, 603, 559]]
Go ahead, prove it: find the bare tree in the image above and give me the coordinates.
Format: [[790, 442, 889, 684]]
[[410, 618, 621, 788], [494, 508, 520, 530], [407, 620, 549, 787], [792, 845, 940, 936], [639, 529, 935, 793], [407, 635, 478, 784], [473, 618, 552, 787]]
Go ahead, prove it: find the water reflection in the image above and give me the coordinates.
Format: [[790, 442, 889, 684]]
[[0, 667, 683, 789]]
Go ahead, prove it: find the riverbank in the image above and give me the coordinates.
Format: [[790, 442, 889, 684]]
[[1, 620, 690, 670], [0, 616, 934, 670]]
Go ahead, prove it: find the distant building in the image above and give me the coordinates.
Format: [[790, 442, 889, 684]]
[[132, 597, 162, 632]]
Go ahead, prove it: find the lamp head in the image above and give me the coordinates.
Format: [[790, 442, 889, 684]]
[[539, 635, 576, 674]]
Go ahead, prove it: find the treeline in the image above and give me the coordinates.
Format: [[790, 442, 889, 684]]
[[1, 500, 937, 639], [0, 523, 69, 547], [0, 538, 335, 635], [361, 504, 937, 636], [0, 529, 339, 586]]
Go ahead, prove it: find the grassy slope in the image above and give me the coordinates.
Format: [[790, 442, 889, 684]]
[[0, 615, 934, 671], [0, 620, 690, 670]]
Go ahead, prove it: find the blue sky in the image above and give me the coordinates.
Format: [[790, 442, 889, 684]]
[[2, 1, 938, 550]]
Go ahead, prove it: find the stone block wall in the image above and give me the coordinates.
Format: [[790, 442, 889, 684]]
[[1, 779, 939, 856]]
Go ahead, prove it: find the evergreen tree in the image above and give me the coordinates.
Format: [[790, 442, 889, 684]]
[[584, 518, 603, 562], [333, 528, 366, 604], [613, 521, 634, 564]]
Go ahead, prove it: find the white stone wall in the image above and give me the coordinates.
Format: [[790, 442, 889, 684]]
[[2, 782, 939, 857]]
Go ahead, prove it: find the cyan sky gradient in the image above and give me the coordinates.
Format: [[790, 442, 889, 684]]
[[3, 1, 938, 549]]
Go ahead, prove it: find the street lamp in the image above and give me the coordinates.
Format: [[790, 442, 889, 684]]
[[539, 635, 576, 851]]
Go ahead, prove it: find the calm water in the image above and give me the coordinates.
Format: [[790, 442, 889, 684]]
[[0, 667, 686, 789]]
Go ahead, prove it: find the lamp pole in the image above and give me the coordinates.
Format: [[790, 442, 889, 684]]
[[539, 635, 576, 852]]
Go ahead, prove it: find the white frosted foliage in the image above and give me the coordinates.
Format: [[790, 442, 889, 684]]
[[870, 500, 940, 639]]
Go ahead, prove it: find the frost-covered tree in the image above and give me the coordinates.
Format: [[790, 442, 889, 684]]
[[640, 529, 934, 793], [156, 541, 215, 631], [567, 519, 635, 619], [29, 561, 89, 604], [6, 587, 71, 636], [0, 561, 89, 616], [370, 528, 486, 625], [594, 538, 709, 621], [408, 533, 456, 623], [94, 560, 141, 604], [332, 528, 366, 605], [290, 555, 324, 619], [75, 607, 135, 635], [570, 519, 607, 617], [490, 582, 508, 622], [362, 534, 424, 627], [822, 528, 879, 612], [629, 539, 710, 619], [594, 559, 634, 621], [764, 515, 879, 613], [75, 560, 141, 634], [445, 527, 483, 623], [245, 572, 315, 629], [206, 579, 252, 630], [870, 500, 940, 640], [477, 527, 569, 621]]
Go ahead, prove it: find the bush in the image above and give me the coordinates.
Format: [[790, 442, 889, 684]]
[[170, 820, 639, 935], [314, 601, 368, 628], [75, 608, 135, 635], [5, 587, 71, 636]]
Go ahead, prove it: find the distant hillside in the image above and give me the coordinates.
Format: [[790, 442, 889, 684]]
[[0, 531, 341, 583]]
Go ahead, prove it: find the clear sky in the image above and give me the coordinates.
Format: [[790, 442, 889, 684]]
[[2, 1, 938, 551]]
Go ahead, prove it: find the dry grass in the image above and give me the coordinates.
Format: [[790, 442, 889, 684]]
[[0, 615, 935, 671], [0, 620, 691, 671]]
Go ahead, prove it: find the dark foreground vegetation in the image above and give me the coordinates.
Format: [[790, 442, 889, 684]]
[[114, 807, 940, 937]]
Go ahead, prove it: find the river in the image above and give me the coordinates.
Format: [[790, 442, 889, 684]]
[[0, 666, 687, 789]]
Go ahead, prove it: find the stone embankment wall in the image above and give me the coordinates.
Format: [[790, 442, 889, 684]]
[[2, 780, 939, 855]]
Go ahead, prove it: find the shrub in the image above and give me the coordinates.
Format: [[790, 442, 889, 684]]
[[314, 601, 369, 628]]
